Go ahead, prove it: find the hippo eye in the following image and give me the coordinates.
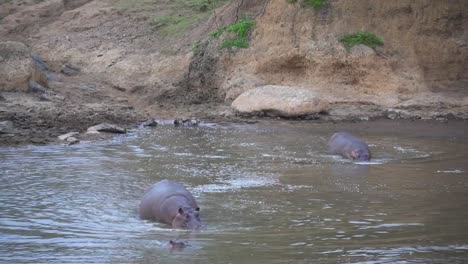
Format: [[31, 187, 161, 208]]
[[196, 207, 200, 211]]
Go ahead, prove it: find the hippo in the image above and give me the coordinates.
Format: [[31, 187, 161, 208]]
[[328, 132, 371, 161], [139, 180, 202, 229]]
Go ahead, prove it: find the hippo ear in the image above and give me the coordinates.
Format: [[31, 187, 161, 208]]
[[169, 240, 175, 245], [178, 208, 184, 214], [195, 207, 200, 211]]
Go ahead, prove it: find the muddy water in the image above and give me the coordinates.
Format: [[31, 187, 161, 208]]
[[1, 120, 468, 263]]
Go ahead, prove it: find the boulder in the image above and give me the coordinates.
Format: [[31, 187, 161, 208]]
[[0, 121, 15, 134], [87, 123, 126, 134], [0, 41, 34, 92], [58, 132, 80, 141], [350, 44, 376, 58], [231, 85, 329, 117]]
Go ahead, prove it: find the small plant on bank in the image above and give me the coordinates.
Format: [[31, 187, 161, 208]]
[[304, 0, 326, 9], [339, 31, 384, 51], [286, 0, 327, 10], [210, 19, 255, 49], [192, 40, 202, 55]]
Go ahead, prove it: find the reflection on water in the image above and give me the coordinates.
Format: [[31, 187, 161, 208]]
[[1, 120, 468, 263]]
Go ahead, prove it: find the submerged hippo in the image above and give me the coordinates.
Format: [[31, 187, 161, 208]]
[[168, 240, 190, 251], [139, 180, 202, 229], [328, 132, 371, 161]]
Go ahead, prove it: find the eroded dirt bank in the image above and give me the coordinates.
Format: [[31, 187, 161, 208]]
[[0, 0, 467, 145]]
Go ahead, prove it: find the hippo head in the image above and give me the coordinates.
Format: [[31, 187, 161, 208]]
[[351, 149, 371, 161], [172, 207, 201, 229], [169, 240, 188, 250]]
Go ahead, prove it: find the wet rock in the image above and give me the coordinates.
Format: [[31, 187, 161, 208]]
[[30, 137, 47, 144], [66, 137, 79, 145], [39, 93, 50, 101], [61, 64, 81, 76], [31, 55, 49, 72], [58, 131, 79, 141], [0, 121, 15, 134], [29, 80, 47, 94], [386, 111, 400, 120], [174, 119, 199, 127], [87, 123, 126, 134], [0, 41, 35, 92], [30, 55, 50, 88], [232, 85, 329, 117], [139, 118, 158, 128]]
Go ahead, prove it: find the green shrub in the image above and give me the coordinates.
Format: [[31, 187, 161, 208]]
[[339, 31, 384, 50], [210, 19, 255, 49], [304, 0, 326, 9]]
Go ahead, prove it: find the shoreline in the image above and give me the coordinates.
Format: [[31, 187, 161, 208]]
[[1, 100, 467, 147]]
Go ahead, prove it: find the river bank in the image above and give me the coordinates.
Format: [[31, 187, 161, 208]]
[[1, 0, 467, 146]]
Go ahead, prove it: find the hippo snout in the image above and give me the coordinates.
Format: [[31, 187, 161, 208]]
[[354, 149, 371, 161], [172, 207, 202, 229]]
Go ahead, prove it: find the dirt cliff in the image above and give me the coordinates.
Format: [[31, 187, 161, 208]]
[[0, 0, 467, 145], [210, 0, 468, 118]]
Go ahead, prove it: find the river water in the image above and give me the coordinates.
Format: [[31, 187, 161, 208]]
[[1, 120, 467, 263]]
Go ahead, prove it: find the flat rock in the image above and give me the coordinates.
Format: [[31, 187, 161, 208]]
[[87, 123, 126, 134], [231, 85, 329, 117], [61, 64, 81, 76], [66, 137, 80, 145], [139, 118, 158, 128], [58, 132, 79, 141]]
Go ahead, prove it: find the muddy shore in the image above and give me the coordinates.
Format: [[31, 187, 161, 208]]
[[1, 93, 467, 147]]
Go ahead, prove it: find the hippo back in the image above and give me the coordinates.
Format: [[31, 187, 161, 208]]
[[139, 180, 198, 224], [328, 132, 370, 159]]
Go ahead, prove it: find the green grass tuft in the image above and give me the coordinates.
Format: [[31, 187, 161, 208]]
[[220, 38, 249, 49], [210, 19, 255, 49], [339, 31, 384, 51]]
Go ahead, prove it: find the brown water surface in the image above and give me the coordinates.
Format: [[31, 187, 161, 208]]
[[1, 120, 467, 263]]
